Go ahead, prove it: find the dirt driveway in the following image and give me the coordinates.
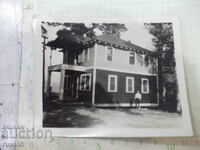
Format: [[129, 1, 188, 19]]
[[43, 106, 182, 128]]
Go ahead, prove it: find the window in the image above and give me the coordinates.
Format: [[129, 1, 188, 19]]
[[85, 75, 90, 90], [108, 75, 117, 92], [84, 48, 89, 61], [126, 77, 134, 93], [78, 49, 89, 63], [144, 55, 149, 67], [137, 53, 144, 66], [153, 57, 157, 68], [129, 51, 135, 65], [78, 51, 84, 63], [141, 78, 149, 93], [80, 74, 91, 91], [106, 46, 113, 61]]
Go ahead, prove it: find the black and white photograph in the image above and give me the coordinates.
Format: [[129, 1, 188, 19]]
[[33, 18, 192, 137]]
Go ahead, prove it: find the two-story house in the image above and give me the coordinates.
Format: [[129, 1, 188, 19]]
[[46, 34, 158, 107]]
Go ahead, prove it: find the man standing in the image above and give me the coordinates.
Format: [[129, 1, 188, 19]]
[[135, 90, 142, 109]]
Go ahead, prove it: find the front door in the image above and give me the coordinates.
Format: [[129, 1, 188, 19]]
[[64, 75, 79, 100]]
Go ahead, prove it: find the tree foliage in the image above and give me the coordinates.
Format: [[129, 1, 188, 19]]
[[93, 23, 127, 37], [42, 21, 127, 39], [145, 23, 178, 112], [145, 23, 175, 66], [41, 25, 47, 36]]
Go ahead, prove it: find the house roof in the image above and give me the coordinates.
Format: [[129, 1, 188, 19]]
[[47, 34, 157, 56], [94, 35, 156, 56]]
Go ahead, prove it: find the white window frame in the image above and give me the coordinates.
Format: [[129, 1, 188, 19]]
[[142, 54, 145, 66], [135, 52, 138, 66], [129, 51, 136, 65], [84, 48, 89, 62], [78, 51, 84, 63], [78, 48, 90, 63], [105, 46, 114, 62], [141, 78, 149, 94], [108, 75, 117, 92], [136, 53, 144, 66], [126, 77, 134, 93], [144, 55, 150, 67], [153, 57, 157, 68], [80, 74, 91, 91]]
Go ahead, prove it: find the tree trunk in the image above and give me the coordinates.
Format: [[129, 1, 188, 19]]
[[158, 58, 164, 109], [42, 49, 45, 100]]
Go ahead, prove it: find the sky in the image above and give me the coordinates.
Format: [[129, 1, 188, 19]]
[[121, 22, 154, 50]]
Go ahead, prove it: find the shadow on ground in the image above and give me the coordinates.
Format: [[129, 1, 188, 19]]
[[43, 106, 103, 128], [117, 108, 143, 116]]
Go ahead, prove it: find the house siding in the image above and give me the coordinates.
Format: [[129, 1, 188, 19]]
[[95, 69, 158, 104], [95, 44, 157, 75], [81, 47, 95, 67], [63, 47, 95, 67]]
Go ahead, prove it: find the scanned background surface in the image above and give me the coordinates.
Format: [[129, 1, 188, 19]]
[[0, 0, 200, 150]]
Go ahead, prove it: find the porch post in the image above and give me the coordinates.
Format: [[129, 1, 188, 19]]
[[46, 70, 52, 97], [59, 69, 65, 100], [76, 76, 79, 98]]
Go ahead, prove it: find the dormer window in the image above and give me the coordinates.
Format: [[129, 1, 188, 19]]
[[129, 51, 135, 65], [106, 46, 113, 61]]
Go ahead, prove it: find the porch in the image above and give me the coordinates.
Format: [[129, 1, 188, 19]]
[[46, 64, 88, 101]]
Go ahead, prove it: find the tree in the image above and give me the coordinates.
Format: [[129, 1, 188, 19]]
[[44, 22, 96, 38], [145, 23, 178, 112], [93, 23, 127, 37], [45, 22, 127, 39]]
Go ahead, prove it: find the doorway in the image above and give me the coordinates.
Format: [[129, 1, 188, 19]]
[[64, 75, 79, 100]]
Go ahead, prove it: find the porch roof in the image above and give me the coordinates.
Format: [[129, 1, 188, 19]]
[[48, 64, 87, 72]]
